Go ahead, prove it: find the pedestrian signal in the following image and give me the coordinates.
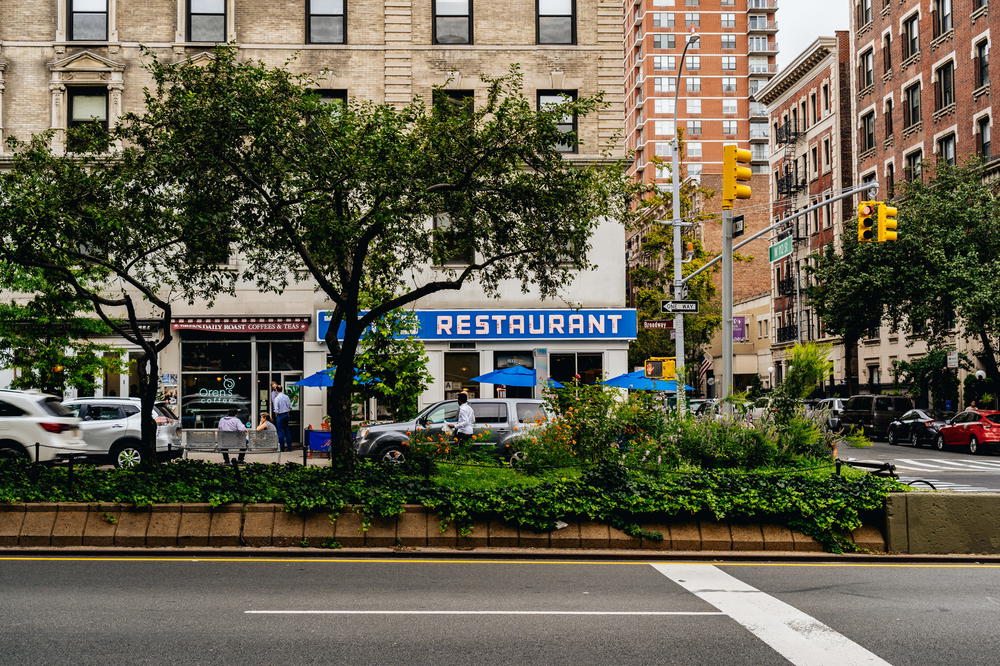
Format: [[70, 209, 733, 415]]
[[644, 357, 677, 381]]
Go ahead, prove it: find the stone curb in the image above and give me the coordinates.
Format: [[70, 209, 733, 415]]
[[0, 503, 885, 552]]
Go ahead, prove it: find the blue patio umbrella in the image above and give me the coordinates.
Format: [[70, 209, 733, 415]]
[[470, 365, 564, 388], [292, 367, 379, 387], [601, 371, 694, 392]]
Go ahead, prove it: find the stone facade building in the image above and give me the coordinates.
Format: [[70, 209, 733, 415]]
[[0, 0, 635, 438]]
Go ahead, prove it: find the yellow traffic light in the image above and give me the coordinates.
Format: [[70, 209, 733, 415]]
[[857, 201, 877, 242], [645, 357, 677, 381], [722, 144, 753, 209], [878, 203, 898, 242]]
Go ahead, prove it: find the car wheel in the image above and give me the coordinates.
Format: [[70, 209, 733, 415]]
[[888, 428, 898, 445], [911, 431, 921, 448], [0, 441, 29, 461], [378, 445, 406, 464], [969, 435, 981, 455], [936, 434, 945, 451], [111, 441, 143, 468], [508, 450, 528, 465]]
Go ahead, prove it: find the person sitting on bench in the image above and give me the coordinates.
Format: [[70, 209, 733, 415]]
[[217, 408, 247, 464]]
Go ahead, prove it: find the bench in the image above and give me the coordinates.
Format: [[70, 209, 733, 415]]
[[183, 430, 280, 464]]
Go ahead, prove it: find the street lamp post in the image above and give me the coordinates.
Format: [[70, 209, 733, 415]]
[[669, 31, 700, 413]]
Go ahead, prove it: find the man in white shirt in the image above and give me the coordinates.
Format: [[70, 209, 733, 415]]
[[272, 387, 293, 451], [451, 392, 475, 446], [217, 408, 247, 464]]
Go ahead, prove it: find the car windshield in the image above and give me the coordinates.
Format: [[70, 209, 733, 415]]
[[928, 410, 954, 420], [987, 415, 1000, 425], [40, 397, 72, 417], [155, 403, 178, 419]]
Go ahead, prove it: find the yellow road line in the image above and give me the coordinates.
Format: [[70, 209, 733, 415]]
[[0, 556, 999, 568]]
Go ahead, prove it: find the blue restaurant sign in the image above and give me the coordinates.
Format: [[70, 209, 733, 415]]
[[316, 309, 637, 343]]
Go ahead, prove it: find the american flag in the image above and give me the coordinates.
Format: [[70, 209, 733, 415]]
[[698, 354, 713, 385]]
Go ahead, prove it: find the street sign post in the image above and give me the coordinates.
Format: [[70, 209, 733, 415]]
[[643, 319, 675, 330], [732, 214, 745, 239], [947, 350, 959, 369], [768, 236, 793, 263], [661, 300, 699, 314]]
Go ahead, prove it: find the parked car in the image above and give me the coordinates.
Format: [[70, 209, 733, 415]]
[[839, 395, 914, 440], [353, 398, 550, 463], [811, 398, 846, 432], [887, 409, 954, 447], [0, 389, 87, 462], [935, 409, 1000, 454], [62, 397, 182, 467]]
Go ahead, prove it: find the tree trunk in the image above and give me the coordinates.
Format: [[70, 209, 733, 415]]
[[137, 348, 160, 466], [326, 320, 363, 463], [843, 334, 858, 397]]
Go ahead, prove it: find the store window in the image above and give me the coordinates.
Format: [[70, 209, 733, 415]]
[[444, 351, 480, 399], [550, 352, 603, 385], [494, 351, 534, 399]]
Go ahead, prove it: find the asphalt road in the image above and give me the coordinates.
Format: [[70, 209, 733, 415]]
[[843, 437, 1000, 491], [3, 556, 1000, 665]]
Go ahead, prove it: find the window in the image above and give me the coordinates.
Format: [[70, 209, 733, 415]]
[[810, 93, 818, 124], [722, 99, 737, 114], [653, 34, 675, 49], [935, 61, 954, 109], [686, 77, 700, 92], [903, 82, 921, 128], [749, 36, 768, 51], [653, 77, 675, 92], [978, 116, 992, 159], [471, 402, 509, 424], [975, 39, 990, 88], [434, 89, 475, 119], [685, 12, 699, 27], [425, 401, 459, 423], [933, 0, 951, 36], [721, 12, 735, 28], [882, 34, 892, 74], [721, 77, 737, 93], [434, 0, 471, 44], [687, 163, 702, 180], [937, 133, 956, 164], [538, 90, 577, 153], [307, 0, 345, 44], [903, 14, 919, 59], [721, 56, 736, 71], [686, 55, 700, 70], [822, 137, 831, 169], [861, 111, 876, 151], [721, 34, 736, 49], [188, 0, 225, 42], [686, 99, 701, 114], [433, 213, 474, 265], [687, 141, 702, 157], [538, 0, 574, 44], [316, 88, 348, 105], [655, 119, 675, 136], [722, 119, 737, 135], [653, 55, 676, 70], [811, 146, 819, 176], [654, 98, 675, 114], [748, 78, 764, 96], [886, 162, 895, 196], [687, 120, 702, 135], [550, 352, 603, 385], [858, 0, 872, 25], [884, 98, 893, 137], [905, 149, 923, 180], [655, 141, 672, 156], [860, 49, 874, 88], [822, 83, 830, 111], [66, 86, 108, 152], [69, 0, 108, 40], [748, 14, 767, 29], [652, 12, 674, 27], [0, 401, 27, 417], [87, 405, 126, 421], [516, 402, 547, 423]]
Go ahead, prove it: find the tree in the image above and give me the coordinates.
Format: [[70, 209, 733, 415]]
[[890, 348, 966, 410], [353, 310, 432, 421], [0, 265, 121, 396], [0, 131, 236, 464], [807, 237, 889, 395], [880, 159, 1000, 389], [121, 47, 638, 458]]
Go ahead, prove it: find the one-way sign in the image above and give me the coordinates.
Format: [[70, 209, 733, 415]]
[[661, 300, 699, 314]]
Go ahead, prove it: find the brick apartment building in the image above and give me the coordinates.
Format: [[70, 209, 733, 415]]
[[754, 33, 856, 388], [0, 0, 635, 429], [623, 0, 779, 314], [847, 0, 998, 395]]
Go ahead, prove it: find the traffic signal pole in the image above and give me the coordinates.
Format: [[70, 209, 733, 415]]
[[721, 207, 734, 406]]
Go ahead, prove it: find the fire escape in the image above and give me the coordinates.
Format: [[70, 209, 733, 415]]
[[773, 120, 804, 345]]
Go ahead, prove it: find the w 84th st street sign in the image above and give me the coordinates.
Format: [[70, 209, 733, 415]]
[[661, 300, 699, 314], [769, 236, 793, 263]]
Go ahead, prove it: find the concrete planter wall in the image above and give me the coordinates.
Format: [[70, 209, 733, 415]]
[[886, 492, 1000, 554], [0, 502, 885, 551]]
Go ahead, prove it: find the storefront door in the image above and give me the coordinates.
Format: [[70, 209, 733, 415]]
[[257, 372, 302, 443]]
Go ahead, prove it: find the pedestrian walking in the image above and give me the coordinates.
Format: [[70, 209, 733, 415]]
[[217, 408, 247, 464], [448, 392, 475, 449], [273, 386, 293, 451]]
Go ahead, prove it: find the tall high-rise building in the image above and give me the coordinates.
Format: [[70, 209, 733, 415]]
[[624, 0, 779, 185]]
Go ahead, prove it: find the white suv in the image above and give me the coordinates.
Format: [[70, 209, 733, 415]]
[[62, 397, 182, 468], [0, 389, 87, 462]]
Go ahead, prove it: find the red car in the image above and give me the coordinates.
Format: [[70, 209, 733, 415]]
[[935, 410, 1000, 454]]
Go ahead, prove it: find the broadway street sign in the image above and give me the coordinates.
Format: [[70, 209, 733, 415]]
[[661, 300, 699, 314], [643, 319, 675, 330]]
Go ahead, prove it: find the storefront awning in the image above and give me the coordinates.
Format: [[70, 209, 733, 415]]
[[171, 317, 310, 333]]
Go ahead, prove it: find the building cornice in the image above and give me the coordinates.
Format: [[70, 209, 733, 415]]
[[755, 37, 838, 106]]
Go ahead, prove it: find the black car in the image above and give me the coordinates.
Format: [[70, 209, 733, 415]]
[[887, 409, 955, 447]]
